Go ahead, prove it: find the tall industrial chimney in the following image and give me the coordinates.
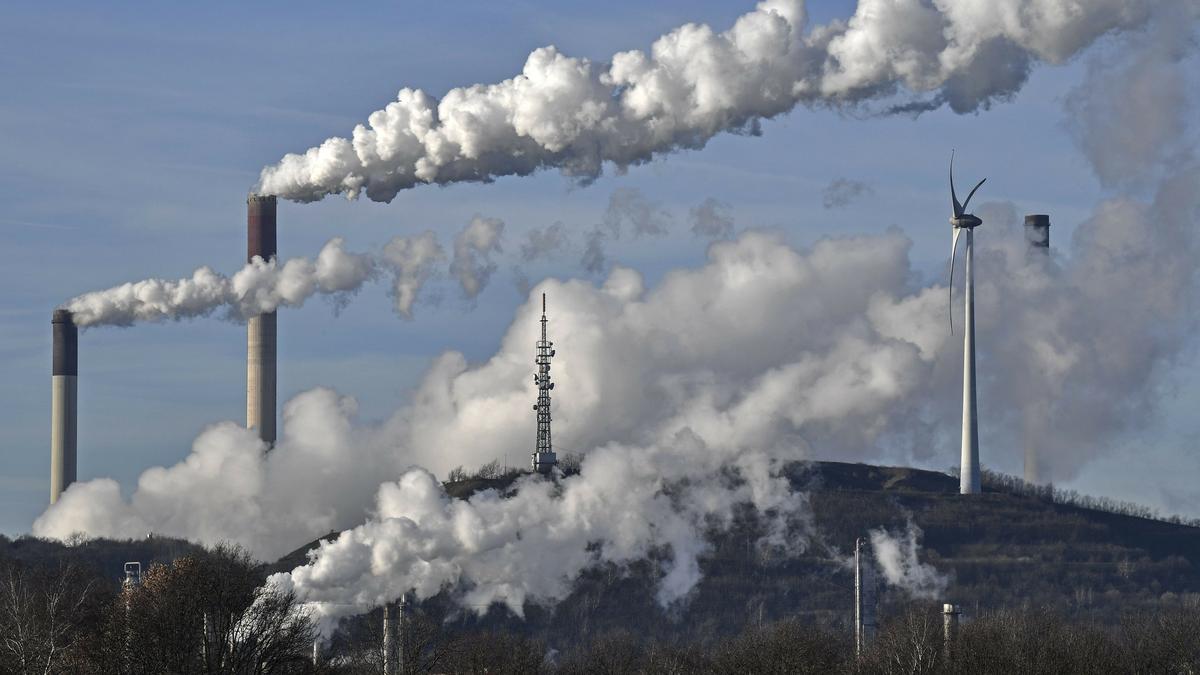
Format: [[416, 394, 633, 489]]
[[246, 194, 277, 447], [1023, 214, 1050, 484], [50, 309, 78, 504]]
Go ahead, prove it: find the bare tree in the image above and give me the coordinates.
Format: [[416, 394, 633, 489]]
[[0, 561, 95, 675], [860, 605, 943, 675]]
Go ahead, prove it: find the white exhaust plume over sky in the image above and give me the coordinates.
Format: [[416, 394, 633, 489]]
[[256, 0, 1166, 203], [63, 238, 377, 327], [32, 0, 1200, 631], [870, 520, 949, 600], [450, 216, 505, 300], [689, 198, 735, 240], [382, 231, 445, 318], [61, 216, 511, 326]]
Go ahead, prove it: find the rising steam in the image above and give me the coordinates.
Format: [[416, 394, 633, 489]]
[[257, 0, 1164, 203], [869, 520, 949, 600]]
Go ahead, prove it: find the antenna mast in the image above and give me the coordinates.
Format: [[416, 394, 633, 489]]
[[531, 293, 558, 474]]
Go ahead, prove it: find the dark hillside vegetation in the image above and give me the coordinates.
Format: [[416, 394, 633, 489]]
[[5, 461, 1200, 672]]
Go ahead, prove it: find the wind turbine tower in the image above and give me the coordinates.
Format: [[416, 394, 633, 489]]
[[531, 293, 558, 474], [948, 153, 987, 495]]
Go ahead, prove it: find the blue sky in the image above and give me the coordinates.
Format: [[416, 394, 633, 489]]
[[2, 1, 1195, 536]]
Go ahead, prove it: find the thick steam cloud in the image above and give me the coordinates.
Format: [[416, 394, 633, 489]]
[[257, 0, 1165, 203]]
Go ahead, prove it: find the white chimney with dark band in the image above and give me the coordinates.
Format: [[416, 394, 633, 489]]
[[50, 309, 78, 503]]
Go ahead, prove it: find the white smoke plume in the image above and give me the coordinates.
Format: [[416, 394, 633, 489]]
[[382, 231, 445, 318], [36, 230, 933, 620], [580, 226, 610, 274], [450, 216, 505, 300], [822, 178, 873, 209], [603, 187, 671, 239], [519, 222, 570, 263], [689, 198, 735, 240], [257, 0, 1166, 203], [869, 520, 948, 600], [34, 167, 1200, 621], [1063, 4, 1198, 190], [64, 238, 376, 328], [513, 222, 571, 296], [64, 232, 461, 327]]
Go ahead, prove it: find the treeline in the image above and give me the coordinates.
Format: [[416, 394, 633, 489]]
[[334, 605, 1200, 674], [4, 541, 1200, 673], [0, 544, 315, 674], [981, 469, 1200, 527]]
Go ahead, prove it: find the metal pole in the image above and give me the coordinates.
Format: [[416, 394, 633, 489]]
[[382, 604, 395, 675], [397, 594, 407, 675], [960, 229, 980, 494], [855, 538, 863, 658]]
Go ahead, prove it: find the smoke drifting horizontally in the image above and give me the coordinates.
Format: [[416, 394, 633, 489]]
[[62, 216, 515, 327], [63, 238, 375, 327], [256, 0, 1164, 203]]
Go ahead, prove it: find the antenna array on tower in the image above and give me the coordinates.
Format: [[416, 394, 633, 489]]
[[531, 293, 558, 474]]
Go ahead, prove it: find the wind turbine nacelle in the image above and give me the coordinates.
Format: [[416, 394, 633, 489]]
[[951, 214, 982, 229]]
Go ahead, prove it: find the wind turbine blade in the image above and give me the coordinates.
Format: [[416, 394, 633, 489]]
[[949, 227, 961, 335], [950, 151, 963, 217], [961, 177, 987, 212]]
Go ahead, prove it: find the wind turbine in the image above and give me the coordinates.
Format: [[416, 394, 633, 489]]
[[948, 152, 986, 495]]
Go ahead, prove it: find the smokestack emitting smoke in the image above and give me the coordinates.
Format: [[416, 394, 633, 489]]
[[247, 194, 278, 445], [49, 309, 77, 504]]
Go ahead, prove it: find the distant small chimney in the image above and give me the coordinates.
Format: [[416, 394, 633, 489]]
[[1024, 214, 1050, 251], [1023, 214, 1050, 485]]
